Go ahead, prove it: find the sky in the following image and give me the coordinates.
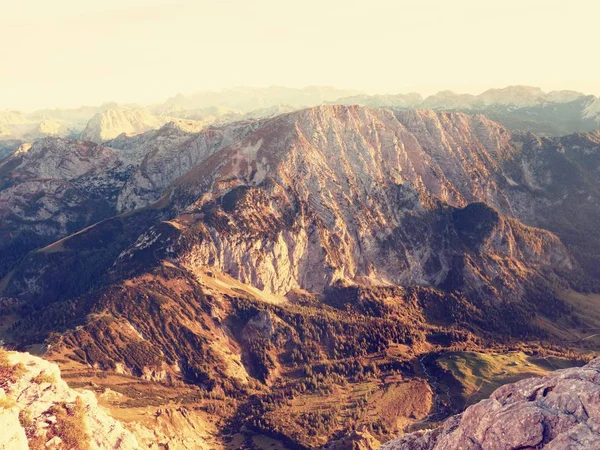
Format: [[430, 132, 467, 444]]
[[1, 0, 599, 110]]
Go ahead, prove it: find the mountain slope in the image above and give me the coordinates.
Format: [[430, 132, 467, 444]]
[[0, 138, 135, 278], [110, 119, 264, 211], [143, 106, 571, 299], [2, 106, 600, 448], [0, 120, 266, 280]]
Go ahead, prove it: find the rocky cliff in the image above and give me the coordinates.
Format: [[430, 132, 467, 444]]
[[381, 358, 600, 450], [111, 119, 263, 211], [116, 106, 571, 303], [81, 108, 173, 143], [0, 349, 139, 450], [0, 137, 138, 278]]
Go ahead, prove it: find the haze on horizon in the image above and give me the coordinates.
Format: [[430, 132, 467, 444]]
[[2, 0, 599, 111]]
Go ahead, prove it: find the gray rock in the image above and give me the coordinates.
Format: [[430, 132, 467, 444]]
[[381, 359, 600, 450]]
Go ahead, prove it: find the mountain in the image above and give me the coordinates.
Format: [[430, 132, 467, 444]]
[[6, 107, 577, 302], [0, 110, 74, 142], [381, 358, 600, 450], [333, 86, 600, 136], [477, 86, 579, 107], [3, 86, 595, 150], [0, 139, 22, 160], [0, 119, 269, 280], [0, 86, 353, 147], [4, 106, 599, 346], [0, 137, 144, 278], [0, 105, 121, 143], [26, 103, 121, 129], [584, 97, 600, 120], [155, 107, 571, 299], [244, 104, 298, 120], [80, 105, 299, 144], [110, 119, 263, 211], [2, 105, 600, 448], [160, 86, 362, 112], [81, 108, 175, 143]]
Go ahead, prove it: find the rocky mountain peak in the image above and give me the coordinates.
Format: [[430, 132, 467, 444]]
[[106, 106, 570, 301], [82, 108, 171, 143], [479, 85, 547, 107]]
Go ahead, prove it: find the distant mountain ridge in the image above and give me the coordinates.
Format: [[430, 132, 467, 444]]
[[1, 86, 597, 153], [332, 86, 600, 136]]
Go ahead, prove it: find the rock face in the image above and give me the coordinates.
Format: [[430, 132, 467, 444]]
[[0, 137, 136, 278], [5, 137, 120, 179], [381, 359, 600, 450], [0, 350, 139, 450], [111, 119, 263, 211], [117, 106, 571, 302], [81, 108, 173, 143], [0, 402, 28, 450]]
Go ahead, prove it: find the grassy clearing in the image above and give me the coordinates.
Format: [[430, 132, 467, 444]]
[[535, 290, 600, 344], [263, 377, 433, 447], [251, 434, 289, 450], [561, 290, 600, 335], [436, 351, 569, 406]]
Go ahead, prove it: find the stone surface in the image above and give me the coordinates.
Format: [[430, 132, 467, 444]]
[[381, 359, 600, 450], [1, 351, 140, 450], [0, 401, 29, 450]]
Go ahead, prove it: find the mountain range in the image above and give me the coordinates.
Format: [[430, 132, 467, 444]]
[[1, 100, 600, 448], [1, 86, 598, 157], [332, 86, 600, 136]]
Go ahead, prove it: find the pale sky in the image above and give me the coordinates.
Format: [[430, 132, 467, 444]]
[[1, 0, 598, 110]]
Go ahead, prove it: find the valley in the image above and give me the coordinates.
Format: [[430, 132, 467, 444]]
[[0, 103, 599, 449]]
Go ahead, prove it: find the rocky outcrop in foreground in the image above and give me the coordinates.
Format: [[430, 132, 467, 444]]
[[0, 350, 139, 450], [381, 359, 600, 450]]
